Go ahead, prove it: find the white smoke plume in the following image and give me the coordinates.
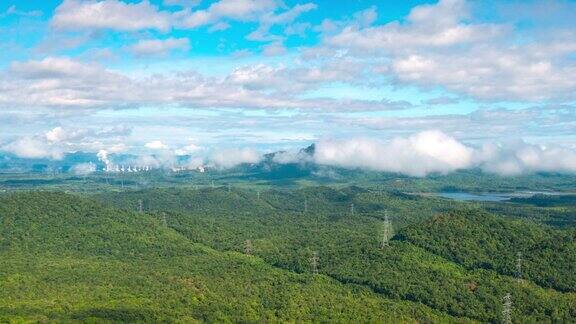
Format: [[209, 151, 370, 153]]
[[97, 149, 110, 164], [70, 162, 97, 175]]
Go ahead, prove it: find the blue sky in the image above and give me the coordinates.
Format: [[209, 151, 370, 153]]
[[1, 0, 576, 175], [0, 1, 428, 64]]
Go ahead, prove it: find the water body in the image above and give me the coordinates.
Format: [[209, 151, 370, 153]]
[[435, 192, 514, 202], [433, 191, 567, 202]]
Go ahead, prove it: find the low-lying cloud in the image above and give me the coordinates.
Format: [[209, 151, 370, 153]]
[[2, 128, 575, 176], [477, 141, 576, 176], [2, 126, 130, 162], [2, 137, 64, 160], [210, 147, 262, 169], [313, 130, 576, 176], [314, 130, 473, 177]]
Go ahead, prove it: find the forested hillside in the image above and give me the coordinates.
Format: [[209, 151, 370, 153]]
[[0, 192, 464, 323], [480, 194, 576, 228], [397, 210, 576, 292], [97, 186, 463, 228], [96, 187, 576, 322]]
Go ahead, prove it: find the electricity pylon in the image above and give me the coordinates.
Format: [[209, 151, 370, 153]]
[[244, 240, 253, 255], [310, 251, 319, 275], [502, 293, 512, 324], [381, 210, 393, 248], [516, 252, 523, 283]]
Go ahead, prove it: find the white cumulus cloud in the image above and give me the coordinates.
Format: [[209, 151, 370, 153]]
[[325, 0, 576, 102], [174, 143, 203, 156], [313, 130, 576, 176], [145, 140, 169, 150], [2, 137, 64, 160], [52, 0, 171, 31], [314, 130, 474, 177]]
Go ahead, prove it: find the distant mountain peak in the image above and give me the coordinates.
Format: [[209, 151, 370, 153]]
[[301, 144, 315, 155]]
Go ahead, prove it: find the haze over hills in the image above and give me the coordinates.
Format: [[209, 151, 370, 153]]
[[3, 133, 576, 178]]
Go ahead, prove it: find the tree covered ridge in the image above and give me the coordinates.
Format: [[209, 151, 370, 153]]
[[397, 209, 576, 292], [0, 191, 467, 323], [98, 186, 576, 322], [1, 189, 575, 322]]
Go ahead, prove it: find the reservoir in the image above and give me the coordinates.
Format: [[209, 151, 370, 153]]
[[430, 191, 569, 202], [435, 192, 514, 202]]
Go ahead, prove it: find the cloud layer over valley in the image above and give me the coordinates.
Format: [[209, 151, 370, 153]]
[[313, 131, 576, 176], [3, 127, 574, 177]]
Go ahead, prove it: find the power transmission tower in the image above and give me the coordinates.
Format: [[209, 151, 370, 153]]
[[257, 191, 260, 200], [162, 212, 168, 227], [516, 252, 523, 283], [244, 240, 253, 255], [138, 199, 143, 213], [350, 203, 355, 215], [381, 210, 393, 249], [502, 293, 512, 324], [310, 251, 319, 275]]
